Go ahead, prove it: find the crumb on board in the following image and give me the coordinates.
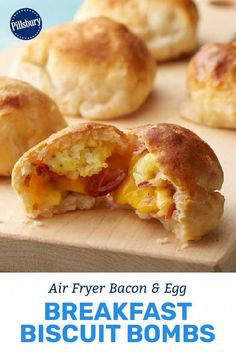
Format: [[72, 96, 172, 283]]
[[176, 242, 189, 252], [0, 220, 4, 224], [32, 221, 44, 227], [156, 237, 169, 245], [22, 219, 31, 224], [22, 219, 44, 227]]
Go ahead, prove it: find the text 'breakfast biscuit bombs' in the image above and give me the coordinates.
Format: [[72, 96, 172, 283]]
[[0, 77, 67, 176], [75, 0, 199, 62], [12, 123, 224, 242], [181, 42, 236, 129], [11, 17, 156, 120]]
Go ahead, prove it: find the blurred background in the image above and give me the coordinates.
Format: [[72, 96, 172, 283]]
[[0, 0, 83, 49], [0, 0, 236, 50]]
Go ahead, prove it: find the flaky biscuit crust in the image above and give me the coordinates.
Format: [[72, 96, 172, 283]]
[[75, 0, 199, 61], [12, 18, 156, 119], [130, 124, 223, 191], [0, 76, 66, 176], [189, 43, 236, 89], [129, 124, 224, 241], [183, 43, 236, 128]]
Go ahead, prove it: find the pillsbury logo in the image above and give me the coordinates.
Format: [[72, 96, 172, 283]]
[[10, 8, 42, 40]]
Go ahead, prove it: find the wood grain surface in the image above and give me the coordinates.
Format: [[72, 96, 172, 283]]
[[0, 0, 236, 272]]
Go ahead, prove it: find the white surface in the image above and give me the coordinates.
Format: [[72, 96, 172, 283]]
[[0, 273, 235, 353]]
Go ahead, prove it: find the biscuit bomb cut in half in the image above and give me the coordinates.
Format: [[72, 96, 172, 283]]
[[13, 122, 224, 241], [11, 17, 156, 119], [181, 42, 236, 129], [0, 76, 67, 176], [112, 124, 224, 242], [12, 123, 131, 218], [75, 0, 199, 62]]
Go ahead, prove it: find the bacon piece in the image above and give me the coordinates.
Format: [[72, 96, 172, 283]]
[[138, 180, 151, 188], [86, 169, 127, 197], [24, 175, 31, 187], [165, 202, 176, 219], [35, 164, 50, 176]]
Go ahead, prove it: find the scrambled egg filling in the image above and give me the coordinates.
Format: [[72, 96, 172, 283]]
[[113, 153, 175, 217], [46, 139, 115, 179], [24, 139, 124, 210]]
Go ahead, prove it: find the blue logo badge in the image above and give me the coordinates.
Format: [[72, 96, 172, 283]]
[[10, 8, 42, 40]]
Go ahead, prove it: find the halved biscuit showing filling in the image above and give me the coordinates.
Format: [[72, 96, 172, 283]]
[[113, 124, 225, 242], [113, 152, 176, 217], [12, 123, 132, 218], [12, 122, 224, 242]]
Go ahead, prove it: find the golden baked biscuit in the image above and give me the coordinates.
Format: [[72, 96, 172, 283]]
[[12, 17, 156, 119], [113, 124, 224, 242], [75, 0, 199, 62], [13, 122, 224, 242], [0, 76, 67, 176], [12, 123, 132, 218], [182, 42, 236, 128]]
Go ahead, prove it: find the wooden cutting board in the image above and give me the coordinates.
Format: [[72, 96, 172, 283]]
[[0, 0, 236, 272]]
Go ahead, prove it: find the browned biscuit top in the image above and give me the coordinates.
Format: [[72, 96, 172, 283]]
[[21, 17, 154, 76], [0, 76, 50, 114], [81, 0, 199, 26], [172, 0, 199, 24], [130, 123, 223, 192], [188, 42, 236, 88], [0, 76, 67, 176], [42, 122, 127, 145], [15, 122, 128, 164]]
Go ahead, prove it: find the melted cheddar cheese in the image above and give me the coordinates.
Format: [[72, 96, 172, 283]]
[[25, 171, 87, 210], [113, 153, 175, 217], [114, 173, 157, 213], [55, 175, 86, 194], [24, 143, 130, 210]]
